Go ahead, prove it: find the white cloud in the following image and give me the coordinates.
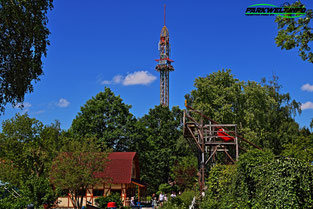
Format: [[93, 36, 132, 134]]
[[101, 80, 111, 85], [301, 101, 313, 110], [57, 98, 70, 108], [301, 83, 313, 92], [101, 75, 123, 85], [113, 75, 123, 84], [122, 71, 157, 86], [101, 71, 156, 86]]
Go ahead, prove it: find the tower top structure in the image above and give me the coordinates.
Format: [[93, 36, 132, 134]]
[[155, 4, 174, 106]]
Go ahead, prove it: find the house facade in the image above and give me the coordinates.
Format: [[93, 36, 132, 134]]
[[55, 152, 145, 208]]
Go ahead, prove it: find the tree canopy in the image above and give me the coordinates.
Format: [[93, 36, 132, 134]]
[[0, 113, 61, 208], [50, 139, 111, 209], [0, 0, 53, 113], [275, 1, 313, 63], [130, 105, 184, 193], [185, 69, 301, 154], [71, 87, 137, 151]]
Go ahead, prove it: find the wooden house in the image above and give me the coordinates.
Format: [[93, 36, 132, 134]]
[[55, 152, 145, 208]]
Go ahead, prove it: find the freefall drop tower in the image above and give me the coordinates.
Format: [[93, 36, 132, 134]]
[[155, 5, 174, 107]]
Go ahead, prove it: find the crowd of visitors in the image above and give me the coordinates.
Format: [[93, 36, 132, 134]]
[[129, 191, 178, 208], [150, 191, 177, 208]]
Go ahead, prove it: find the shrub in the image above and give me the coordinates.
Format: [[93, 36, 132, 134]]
[[95, 193, 123, 209], [160, 190, 197, 209], [201, 149, 313, 208]]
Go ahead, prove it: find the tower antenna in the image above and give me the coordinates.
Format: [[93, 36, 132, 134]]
[[164, 4, 166, 26]]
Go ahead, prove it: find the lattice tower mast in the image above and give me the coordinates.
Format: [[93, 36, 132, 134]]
[[155, 5, 174, 106]]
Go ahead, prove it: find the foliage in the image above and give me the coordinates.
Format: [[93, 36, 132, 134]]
[[171, 155, 198, 192], [159, 190, 197, 209], [0, 114, 62, 182], [201, 149, 313, 208], [232, 149, 275, 208], [159, 201, 181, 209], [201, 164, 237, 209], [275, 1, 313, 63], [282, 134, 313, 163], [0, 0, 53, 113], [95, 193, 123, 209], [21, 176, 57, 208], [0, 184, 28, 209], [50, 139, 111, 209], [254, 157, 313, 208], [179, 190, 197, 207], [71, 87, 137, 151], [130, 105, 182, 193], [158, 184, 172, 194], [0, 113, 61, 207], [185, 69, 301, 154]]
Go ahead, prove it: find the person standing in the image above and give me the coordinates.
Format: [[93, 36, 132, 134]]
[[130, 197, 135, 206], [164, 194, 168, 202], [159, 192, 164, 206]]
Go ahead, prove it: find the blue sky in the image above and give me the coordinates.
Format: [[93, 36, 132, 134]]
[[1, 0, 313, 130]]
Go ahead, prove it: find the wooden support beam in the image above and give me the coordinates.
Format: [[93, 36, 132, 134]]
[[224, 148, 235, 164], [186, 125, 203, 152], [205, 146, 217, 165]]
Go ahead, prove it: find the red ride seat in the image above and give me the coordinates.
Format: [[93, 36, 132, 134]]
[[217, 128, 234, 141]]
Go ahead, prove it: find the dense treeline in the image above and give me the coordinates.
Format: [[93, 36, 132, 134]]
[[1, 70, 313, 208]]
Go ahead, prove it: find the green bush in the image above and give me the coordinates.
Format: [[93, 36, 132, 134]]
[[158, 183, 172, 194], [201, 149, 313, 209], [159, 190, 197, 209], [179, 190, 196, 207], [200, 164, 237, 209], [254, 157, 313, 208], [95, 193, 123, 209]]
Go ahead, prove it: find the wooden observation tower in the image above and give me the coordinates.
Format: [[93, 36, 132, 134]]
[[183, 102, 261, 192]]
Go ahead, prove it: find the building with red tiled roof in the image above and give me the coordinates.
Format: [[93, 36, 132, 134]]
[[56, 152, 145, 208]]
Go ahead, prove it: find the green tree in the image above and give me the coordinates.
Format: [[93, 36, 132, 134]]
[[201, 164, 237, 209], [50, 139, 111, 209], [0, 113, 62, 208], [71, 88, 136, 151], [0, 114, 62, 183], [254, 157, 313, 208], [282, 134, 313, 163], [0, 0, 53, 113], [186, 69, 301, 154], [0, 184, 29, 209], [131, 105, 182, 193], [275, 1, 313, 63], [233, 150, 275, 208], [201, 150, 313, 209], [171, 155, 198, 192]]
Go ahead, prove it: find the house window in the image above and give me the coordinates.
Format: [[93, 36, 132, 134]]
[[93, 189, 104, 197]]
